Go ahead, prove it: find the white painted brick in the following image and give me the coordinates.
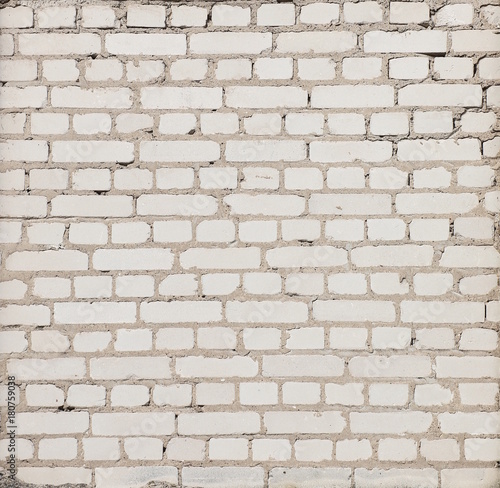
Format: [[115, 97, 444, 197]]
[[350, 412, 432, 434], [18, 468, 91, 486], [201, 273, 239, 296], [83, 438, 120, 461], [313, 85, 394, 109], [38, 438, 77, 461], [390, 2, 429, 23], [415, 328, 455, 350], [369, 383, 408, 406], [461, 112, 496, 132], [142, 301, 221, 324], [31, 330, 69, 353], [178, 412, 260, 435], [126, 60, 164, 82], [263, 355, 343, 377], [0, 113, 25, 134], [243, 328, 281, 350], [0, 140, 48, 162], [436, 357, 500, 378], [343, 57, 382, 80], [240, 382, 278, 405], [212, 5, 250, 26], [0, 279, 27, 300], [286, 327, 324, 349], [125, 437, 163, 460], [459, 383, 498, 405], [127, 5, 165, 27], [257, 4, 295, 26], [435, 4, 474, 26], [111, 385, 149, 407], [283, 382, 321, 404], [27, 222, 65, 245], [25, 385, 63, 407], [195, 383, 233, 406], [153, 221, 192, 243], [409, 219, 449, 241], [42, 59, 79, 82], [330, 329, 368, 351], [421, 439, 460, 462], [167, 438, 204, 461], [69, 222, 108, 245], [285, 114, 324, 136], [255, 57, 293, 80], [81, 6, 115, 28], [344, 2, 383, 22], [253, 439, 291, 461], [414, 273, 453, 295], [0, 331, 27, 353], [227, 87, 307, 109], [277, 32, 356, 54], [85, 59, 122, 82], [372, 327, 411, 350], [282, 219, 321, 242], [95, 467, 177, 488], [171, 59, 208, 81], [38, 7, 76, 28], [378, 439, 417, 462], [300, 3, 339, 24], [478, 58, 500, 80], [244, 273, 281, 295], [191, 33, 271, 54], [115, 329, 152, 352], [6, 250, 88, 271], [33, 277, 70, 299], [0, 59, 37, 81], [455, 217, 493, 239], [216, 59, 251, 80], [298, 58, 336, 80], [67, 385, 105, 407], [209, 439, 248, 460], [285, 273, 324, 295], [460, 328, 497, 351], [198, 327, 237, 350], [0, 6, 33, 28], [19, 33, 99, 55], [413, 168, 451, 188], [371, 112, 409, 135], [389, 57, 429, 79], [159, 274, 197, 297], [106, 34, 186, 56], [325, 219, 364, 241], [336, 439, 372, 461], [365, 31, 446, 53], [460, 275, 498, 295], [457, 166, 495, 187], [354, 244, 433, 267], [434, 57, 473, 79], [269, 468, 350, 488], [92, 413, 174, 436], [141, 141, 220, 162], [441, 468, 498, 488], [328, 273, 367, 295], [295, 439, 332, 462], [200, 113, 238, 135], [171, 6, 207, 27], [440, 246, 500, 268], [154, 384, 192, 406], [265, 411, 346, 434], [116, 114, 153, 133], [31, 113, 69, 135]]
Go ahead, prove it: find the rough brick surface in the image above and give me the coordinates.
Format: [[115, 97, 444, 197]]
[[0, 1, 498, 487]]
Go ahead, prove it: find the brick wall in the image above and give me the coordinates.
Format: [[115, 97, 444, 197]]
[[0, 1, 499, 487]]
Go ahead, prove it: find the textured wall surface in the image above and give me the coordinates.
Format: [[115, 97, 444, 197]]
[[0, 1, 499, 487]]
